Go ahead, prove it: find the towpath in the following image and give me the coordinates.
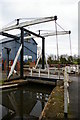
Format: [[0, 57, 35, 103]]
[[69, 75, 80, 119]]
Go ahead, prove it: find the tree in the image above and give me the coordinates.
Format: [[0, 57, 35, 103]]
[[67, 56, 73, 64], [59, 56, 68, 64], [47, 56, 53, 64], [77, 58, 80, 65], [47, 55, 59, 65]]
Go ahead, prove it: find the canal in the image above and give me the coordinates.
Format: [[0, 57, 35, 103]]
[[0, 83, 54, 120]]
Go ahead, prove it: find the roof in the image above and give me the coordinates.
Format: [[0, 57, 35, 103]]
[[0, 37, 15, 44], [32, 38, 37, 45], [0, 33, 37, 45]]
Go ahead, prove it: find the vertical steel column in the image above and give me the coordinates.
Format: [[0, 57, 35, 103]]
[[42, 37, 45, 69], [20, 27, 24, 78]]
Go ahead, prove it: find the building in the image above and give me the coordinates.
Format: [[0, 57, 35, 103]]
[[0, 32, 37, 70]]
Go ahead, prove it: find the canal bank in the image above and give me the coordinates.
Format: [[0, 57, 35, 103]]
[[39, 82, 64, 120]]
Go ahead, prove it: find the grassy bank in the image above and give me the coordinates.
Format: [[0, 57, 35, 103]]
[[40, 85, 64, 120]]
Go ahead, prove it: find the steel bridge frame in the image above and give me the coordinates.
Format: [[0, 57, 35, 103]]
[[0, 27, 46, 78]]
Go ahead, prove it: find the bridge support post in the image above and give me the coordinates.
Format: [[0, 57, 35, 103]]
[[20, 27, 24, 78], [42, 37, 45, 69]]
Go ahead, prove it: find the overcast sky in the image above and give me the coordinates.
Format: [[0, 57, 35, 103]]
[[0, 0, 79, 56]]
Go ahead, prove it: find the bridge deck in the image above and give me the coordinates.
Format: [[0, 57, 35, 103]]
[[0, 74, 64, 90]]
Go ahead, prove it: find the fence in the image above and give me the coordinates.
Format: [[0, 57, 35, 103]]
[[28, 67, 64, 79]]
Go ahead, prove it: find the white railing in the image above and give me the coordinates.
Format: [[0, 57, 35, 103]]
[[29, 67, 64, 79], [64, 67, 70, 118]]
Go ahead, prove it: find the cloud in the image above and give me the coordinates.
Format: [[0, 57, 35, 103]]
[[0, 0, 78, 55]]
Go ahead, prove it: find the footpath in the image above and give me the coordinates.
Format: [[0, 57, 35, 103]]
[[68, 75, 79, 119]]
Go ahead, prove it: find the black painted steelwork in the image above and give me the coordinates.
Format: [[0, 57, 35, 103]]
[[17, 19, 20, 25], [69, 30, 71, 34], [54, 16, 57, 21], [23, 28, 45, 69], [0, 32, 19, 40], [23, 28, 44, 39], [20, 27, 24, 78]]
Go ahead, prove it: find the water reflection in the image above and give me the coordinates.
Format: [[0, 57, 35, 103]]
[[1, 83, 53, 120]]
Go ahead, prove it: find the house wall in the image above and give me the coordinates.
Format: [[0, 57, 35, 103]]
[[2, 40, 16, 60], [24, 38, 37, 62], [2, 38, 37, 62]]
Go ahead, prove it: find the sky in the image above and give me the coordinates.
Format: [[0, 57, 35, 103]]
[[0, 0, 79, 56]]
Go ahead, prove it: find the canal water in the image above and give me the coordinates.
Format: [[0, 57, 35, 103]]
[[0, 83, 54, 120]]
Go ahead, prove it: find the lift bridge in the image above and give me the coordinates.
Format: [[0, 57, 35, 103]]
[[0, 16, 71, 85]]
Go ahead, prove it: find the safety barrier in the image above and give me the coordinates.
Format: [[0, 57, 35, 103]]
[[29, 67, 64, 79], [64, 66, 69, 118]]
